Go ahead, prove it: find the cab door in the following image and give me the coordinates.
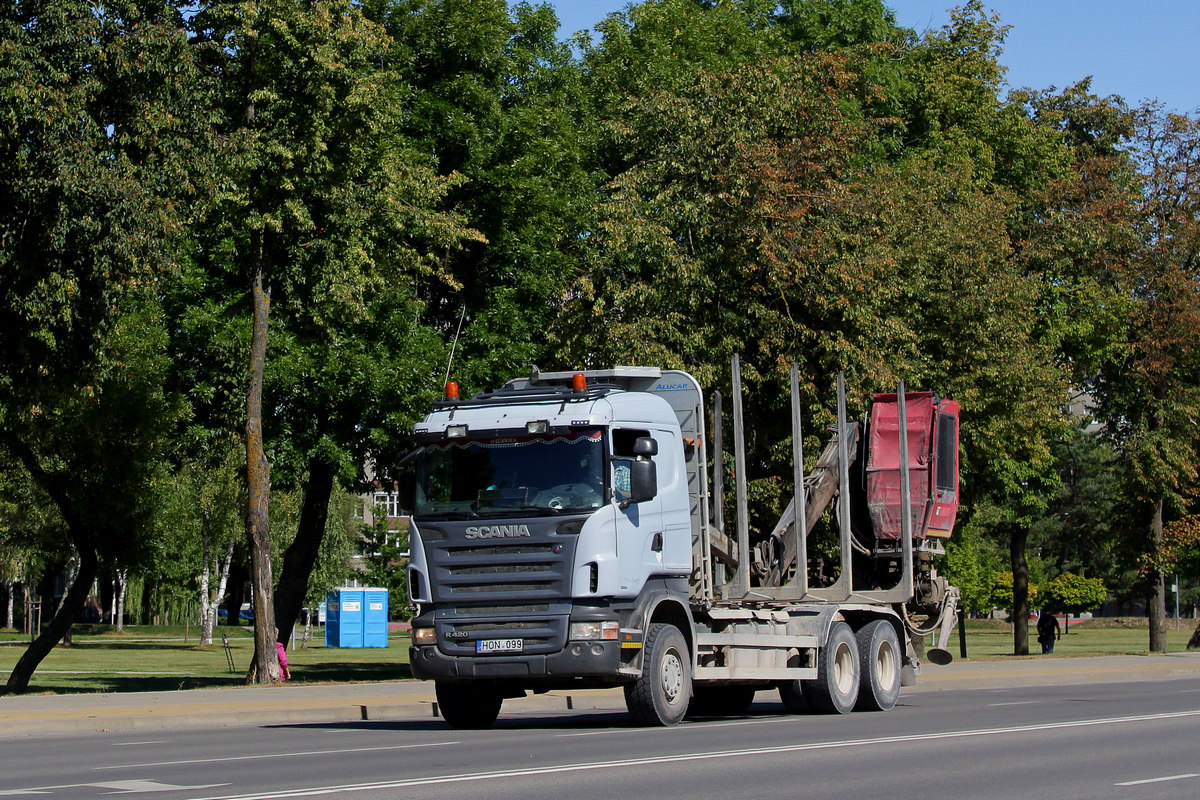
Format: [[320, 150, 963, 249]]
[[927, 400, 960, 537], [611, 428, 664, 595]]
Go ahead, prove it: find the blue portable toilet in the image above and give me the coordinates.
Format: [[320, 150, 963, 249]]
[[325, 587, 389, 648], [363, 589, 389, 647]]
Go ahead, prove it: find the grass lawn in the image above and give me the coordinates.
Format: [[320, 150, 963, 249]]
[[945, 617, 1197, 659], [1, 617, 1196, 696], [0, 624, 411, 695]]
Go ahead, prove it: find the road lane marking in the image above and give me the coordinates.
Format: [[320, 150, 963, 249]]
[[110, 741, 170, 747], [0, 780, 228, 796], [92, 780, 229, 794], [987, 701, 1038, 707], [1115, 774, 1200, 786], [94, 741, 457, 770], [184, 708, 1200, 800]]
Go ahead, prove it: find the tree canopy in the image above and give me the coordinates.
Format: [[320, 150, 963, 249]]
[[3, 0, 1200, 694]]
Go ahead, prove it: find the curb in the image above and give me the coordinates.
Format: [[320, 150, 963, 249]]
[[3, 653, 1199, 739], [0, 687, 624, 739]]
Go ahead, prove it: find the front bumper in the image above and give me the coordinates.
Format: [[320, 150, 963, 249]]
[[410, 639, 623, 682]]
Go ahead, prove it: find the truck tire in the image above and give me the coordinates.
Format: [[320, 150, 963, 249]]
[[435, 681, 503, 729], [855, 620, 902, 711], [687, 686, 756, 717], [803, 621, 859, 714], [625, 623, 691, 726]]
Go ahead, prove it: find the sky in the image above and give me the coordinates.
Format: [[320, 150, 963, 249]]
[[547, 1, 1200, 114]]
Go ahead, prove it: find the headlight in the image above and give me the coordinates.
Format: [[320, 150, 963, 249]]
[[412, 627, 436, 645], [569, 621, 619, 641]]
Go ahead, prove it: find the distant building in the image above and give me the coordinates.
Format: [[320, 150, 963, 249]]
[[1066, 387, 1103, 434], [356, 462, 409, 557]]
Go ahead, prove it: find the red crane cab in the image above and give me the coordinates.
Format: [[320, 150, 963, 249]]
[[865, 392, 960, 542]]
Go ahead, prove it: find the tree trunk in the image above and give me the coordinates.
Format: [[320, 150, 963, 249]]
[[201, 537, 235, 646], [1011, 525, 1030, 656], [22, 583, 31, 635], [5, 580, 14, 630], [1148, 497, 1168, 653], [273, 456, 335, 648], [1188, 620, 1200, 650], [4, 549, 97, 695], [245, 241, 280, 684], [114, 568, 127, 632], [200, 532, 214, 644]]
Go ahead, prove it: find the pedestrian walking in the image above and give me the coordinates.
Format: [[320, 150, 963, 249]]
[[1036, 608, 1061, 654]]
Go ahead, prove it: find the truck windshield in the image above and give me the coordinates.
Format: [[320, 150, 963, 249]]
[[415, 429, 605, 518]]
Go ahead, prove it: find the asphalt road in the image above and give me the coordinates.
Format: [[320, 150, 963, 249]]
[[2, 677, 1199, 800]]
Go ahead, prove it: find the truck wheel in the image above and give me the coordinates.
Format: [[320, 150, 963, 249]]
[[625, 623, 691, 726], [687, 686, 756, 717], [855, 620, 902, 711], [435, 681, 503, 729], [803, 621, 859, 714]]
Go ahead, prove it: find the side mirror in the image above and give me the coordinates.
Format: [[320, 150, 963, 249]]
[[619, 457, 657, 509], [633, 436, 658, 457]]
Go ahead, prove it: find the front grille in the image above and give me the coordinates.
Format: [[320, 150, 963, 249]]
[[425, 521, 576, 606], [421, 518, 579, 655]]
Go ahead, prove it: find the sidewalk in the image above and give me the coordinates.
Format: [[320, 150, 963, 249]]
[[2, 652, 1199, 739]]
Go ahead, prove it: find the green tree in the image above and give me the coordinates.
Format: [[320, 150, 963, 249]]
[[1029, 425, 1123, 584], [941, 520, 1001, 615], [991, 571, 1041, 615], [232, 0, 598, 656], [568, 3, 1075, 658], [365, 0, 598, 391], [1094, 105, 1200, 653], [189, 0, 479, 681], [1042, 572, 1107, 630], [0, 0, 202, 693]]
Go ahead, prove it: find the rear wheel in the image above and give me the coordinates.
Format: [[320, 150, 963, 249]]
[[803, 621, 859, 714], [625, 623, 691, 726], [855, 620, 902, 711], [435, 681, 503, 729]]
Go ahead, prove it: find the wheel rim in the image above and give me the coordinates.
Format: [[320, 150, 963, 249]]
[[833, 641, 855, 695], [876, 640, 897, 693], [661, 648, 684, 703]]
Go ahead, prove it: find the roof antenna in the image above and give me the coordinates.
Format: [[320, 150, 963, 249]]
[[443, 305, 467, 387]]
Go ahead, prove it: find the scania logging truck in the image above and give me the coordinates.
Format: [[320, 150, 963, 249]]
[[404, 357, 961, 727]]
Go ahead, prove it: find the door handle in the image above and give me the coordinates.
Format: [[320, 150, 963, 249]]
[[651, 532, 663, 552]]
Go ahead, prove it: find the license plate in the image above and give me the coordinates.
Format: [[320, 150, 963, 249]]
[[476, 638, 523, 654]]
